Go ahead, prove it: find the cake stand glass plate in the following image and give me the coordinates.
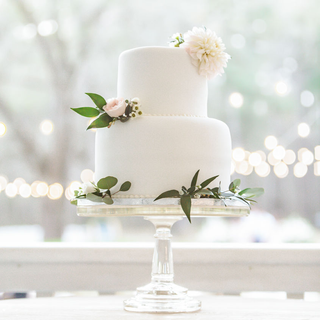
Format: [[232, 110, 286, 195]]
[[77, 198, 250, 313]]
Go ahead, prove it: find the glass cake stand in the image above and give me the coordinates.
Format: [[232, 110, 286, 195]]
[[77, 198, 250, 313]]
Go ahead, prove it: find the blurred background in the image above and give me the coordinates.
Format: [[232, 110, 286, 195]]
[[0, 0, 319, 243]]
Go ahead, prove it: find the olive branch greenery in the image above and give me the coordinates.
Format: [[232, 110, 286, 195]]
[[71, 93, 142, 130], [154, 169, 264, 223], [71, 176, 131, 206]]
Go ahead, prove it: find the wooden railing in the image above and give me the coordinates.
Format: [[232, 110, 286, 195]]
[[1, 243, 320, 295]]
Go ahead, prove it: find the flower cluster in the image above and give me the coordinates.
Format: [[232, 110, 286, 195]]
[[71, 93, 143, 130], [71, 176, 131, 205], [170, 27, 231, 79]]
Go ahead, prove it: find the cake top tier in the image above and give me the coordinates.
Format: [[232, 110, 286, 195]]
[[117, 47, 208, 117]]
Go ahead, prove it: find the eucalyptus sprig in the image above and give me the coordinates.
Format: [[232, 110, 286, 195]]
[[71, 93, 142, 130], [154, 170, 264, 223], [71, 176, 131, 206], [154, 170, 218, 223]]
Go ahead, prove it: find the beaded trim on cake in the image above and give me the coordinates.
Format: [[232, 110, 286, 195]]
[[143, 113, 207, 118], [112, 194, 157, 199]]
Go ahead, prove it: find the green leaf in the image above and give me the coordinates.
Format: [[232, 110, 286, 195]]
[[229, 179, 241, 192], [125, 105, 132, 116], [200, 175, 219, 189], [154, 190, 180, 202], [238, 187, 264, 198], [87, 113, 113, 130], [70, 200, 77, 205], [187, 186, 196, 194], [71, 107, 100, 118], [103, 196, 114, 205], [85, 93, 107, 110], [86, 193, 103, 202], [195, 189, 213, 196], [180, 195, 192, 223], [97, 176, 118, 190], [120, 181, 131, 192], [191, 169, 200, 187]]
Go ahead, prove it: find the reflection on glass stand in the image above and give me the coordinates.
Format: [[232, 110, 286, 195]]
[[77, 198, 250, 313]]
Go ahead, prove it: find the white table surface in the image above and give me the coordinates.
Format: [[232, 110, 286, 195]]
[[0, 295, 319, 319]]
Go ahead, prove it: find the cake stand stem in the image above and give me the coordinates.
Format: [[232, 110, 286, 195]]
[[123, 216, 201, 313]]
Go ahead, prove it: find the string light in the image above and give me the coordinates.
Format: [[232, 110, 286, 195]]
[[0, 176, 8, 191], [48, 183, 64, 200], [0, 122, 6, 137], [255, 161, 270, 177], [36, 182, 49, 196], [38, 20, 58, 36], [248, 152, 262, 167], [13, 178, 26, 192], [264, 136, 278, 150], [301, 149, 314, 166], [298, 123, 310, 138], [31, 181, 41, 197], [19, 183, 32, 198], [275, 81, 288, 95], [283, 150, 296, 165], [229, 92, 244, 108], [314, 162, 320, 176], [300, 90, 314, 107], [315, 146, 320, 161], [268, 152, 281, 166], [5, 183, 18, 198], [232, 148, 245, 162], [40, 120, 54, 135], [274, 162, 289, 178], [80, 169, 94, 183], [294, 162, 308, 178], [272, 145, 286, 160]]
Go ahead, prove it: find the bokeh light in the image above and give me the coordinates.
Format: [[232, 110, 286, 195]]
[[38, 20, 58, 36], [40, 120, 54, 135], [229, 92, 244, 108], [0, 176, 8, 191], [36, 182, 49, 196], [283, 150, 296, 165], [13, 178, 26, 192], [48, 183, 64, 200], [267, 152, 281, 166], [31, 181, 41, 198], [272, 145, 286, 160], [275, 81, 288, 95], [294, 162, 308, 178], [248, 152, 262, 167], [274, 162, 289, 178], [255, 161, 270, 177], [19, 183, 32, 198], [301, 149, 314, 165], [5, 183, 18, 198], [264, 135, 278, 150], [315, 146, 320, 160], [80, 169, 94, 183], [0, 122, 6, 137], [300, 90, 314, 107], [69, 181, 81, 194], [298, 122, 310, 138], [232, 148, 245, 162], [314, 162, 320, 176]]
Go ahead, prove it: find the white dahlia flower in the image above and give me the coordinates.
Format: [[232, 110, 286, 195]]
[[180, 27, 230, 79]]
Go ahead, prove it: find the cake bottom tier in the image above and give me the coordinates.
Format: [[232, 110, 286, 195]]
[[95, 116, 231, 197]]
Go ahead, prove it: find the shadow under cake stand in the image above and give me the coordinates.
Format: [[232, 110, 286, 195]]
[[77, 198, 250, 313]]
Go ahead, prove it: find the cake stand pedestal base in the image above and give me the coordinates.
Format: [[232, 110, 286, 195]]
[[76, 198, 250, 313], [124, 216, 201, 313]]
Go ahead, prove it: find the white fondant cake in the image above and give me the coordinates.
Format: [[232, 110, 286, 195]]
[[95, 47, 232, 197]]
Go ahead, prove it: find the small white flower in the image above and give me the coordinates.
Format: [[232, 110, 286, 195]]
[[81, 182, 96, 194], [131, 97, 140, 105], [180, 27, 230, 79], [194, 194, 201, 199], [179, 190, 184, 196]]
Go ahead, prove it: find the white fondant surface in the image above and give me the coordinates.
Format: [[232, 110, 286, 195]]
[[117, 47, 208, 117], [95, 116, 231, 196]]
